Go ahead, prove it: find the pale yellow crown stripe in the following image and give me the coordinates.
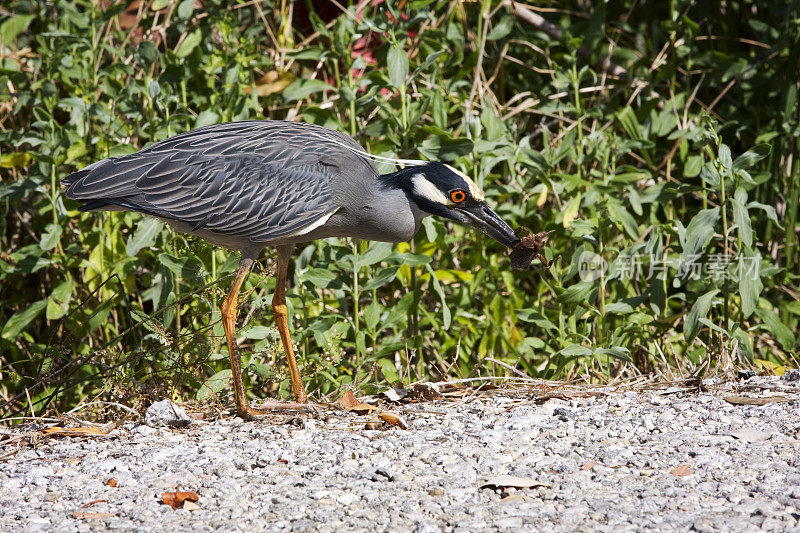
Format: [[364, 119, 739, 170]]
[[444, 164, 485, 200]]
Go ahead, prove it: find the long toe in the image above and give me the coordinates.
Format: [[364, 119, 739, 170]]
[[247, 400, 317, 416]]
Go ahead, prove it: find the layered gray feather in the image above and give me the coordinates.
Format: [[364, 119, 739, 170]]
[[63, 120, 379, 243]]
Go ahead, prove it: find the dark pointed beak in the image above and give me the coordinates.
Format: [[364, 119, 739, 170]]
[[455, 203, 520, 248]]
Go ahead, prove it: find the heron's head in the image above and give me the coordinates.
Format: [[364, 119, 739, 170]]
[[401, 162, 519, 248]]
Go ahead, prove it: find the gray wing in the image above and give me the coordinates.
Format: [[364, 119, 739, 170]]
[[63, 121, 379, 243]]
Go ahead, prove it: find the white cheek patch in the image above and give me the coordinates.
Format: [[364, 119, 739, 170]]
[[444, 164, 485, 201], [412, 173, 449, 205]]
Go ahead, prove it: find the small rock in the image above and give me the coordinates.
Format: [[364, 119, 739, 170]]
[[371, 468, 395, 482], [782, 369, 800, 382], [144, 400, 192, 428], [738, 369, 757, 380]]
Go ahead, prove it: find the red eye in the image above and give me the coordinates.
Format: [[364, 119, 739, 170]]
[[450, 190, 467, 203]]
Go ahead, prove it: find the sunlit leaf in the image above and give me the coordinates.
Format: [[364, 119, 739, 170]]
[[282, 79, 333, 101], [126, 218, 164, 257], [387, 45, 409, 88], [175, 29, 202, 58], [684, 289, 719, 343]]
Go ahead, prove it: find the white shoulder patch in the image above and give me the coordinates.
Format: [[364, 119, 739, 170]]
[[293, 209, 338, 236], [444, 164, 485, 200], [412, 173, 449, 205]]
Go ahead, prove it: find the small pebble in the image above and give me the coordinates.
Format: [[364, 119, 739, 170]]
[[0, 378, 797, 531]]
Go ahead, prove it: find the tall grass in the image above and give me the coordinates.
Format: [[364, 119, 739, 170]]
[[1, 0, 797, 416]]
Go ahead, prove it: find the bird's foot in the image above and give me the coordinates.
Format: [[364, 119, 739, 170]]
[[236, 400, 317, 420]]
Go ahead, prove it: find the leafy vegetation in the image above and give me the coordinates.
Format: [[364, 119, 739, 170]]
[[1, 0, 798, 416]]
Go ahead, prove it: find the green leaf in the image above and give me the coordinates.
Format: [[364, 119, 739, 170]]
[[362, 267, 398, 291], [2, 300, 47, 340], [748, 201, 782, 228], [46, 280, 74, 320], [0, 14, 35, 47], [557, 280, 596, 305], [731, 197, 752, 248], [356, 242, 394, 268], [718, 143, 732, 171], [126, 218, 164, 257], [65, 141, 87, 164], [425, 264, 451, 329], [604, 302, 634, 315], [175, 29, 202, 58], [561, 344, 591, 357], [39, 223, 62, 251], [616, 106, 642, 139], [684, 289, 719, 343], [594, 347, 632, 362], [733, 144, 771, 171], [302, 268, 345, 289], [196, 370, 232, 401], [384, 292, 414, 329], [177, 0, 195, 18], [562, 194, 581, 227], [282, 79, 333, 101], [418, 136, 473, 161], [1, 152, 33, 168], [241, 326, 271, 340], [394, 253, 432, 266], [487, 15, 515, 40], [387, 45, 409, 88], [364, 301, 381, 332], [378, 358, 400, 384], [681, 207, 719, 261], [606, 200, 639, 239], [157, 253, 205, 283], [194, 109, 220, 129], [739, 253, 762, 319], [683, 155, 703, 177], [732, 328, 753, 361], [756, 309, 795, 351], [699, 163, 720, 188]]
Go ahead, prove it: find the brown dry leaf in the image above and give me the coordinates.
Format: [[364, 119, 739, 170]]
[[106, 478, 117, 487], [378, 411, 408, 429], [72, 512, 115, 519], [161, 491, 200, 510], [42, 426, 110, 437], [337, 390, 378, 415], [724, 395, 789, 406], [670, 465, 692, 477], [581, 462, 597, 471], [80, 499, 108, 508], [244, 71, 295, 97], [412, 383, 443, 401]]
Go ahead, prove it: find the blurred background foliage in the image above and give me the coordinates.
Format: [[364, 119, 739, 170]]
[[1, 0, 799, 416]]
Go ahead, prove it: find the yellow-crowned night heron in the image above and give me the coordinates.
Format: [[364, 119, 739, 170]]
[[63, 120, 521, 418]]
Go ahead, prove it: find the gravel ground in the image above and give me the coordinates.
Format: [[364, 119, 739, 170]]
[[2, 375, 800, 532]]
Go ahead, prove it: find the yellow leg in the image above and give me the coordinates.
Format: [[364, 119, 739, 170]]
[[273, 245, 308, 403], [220, 258, 254, 418]]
